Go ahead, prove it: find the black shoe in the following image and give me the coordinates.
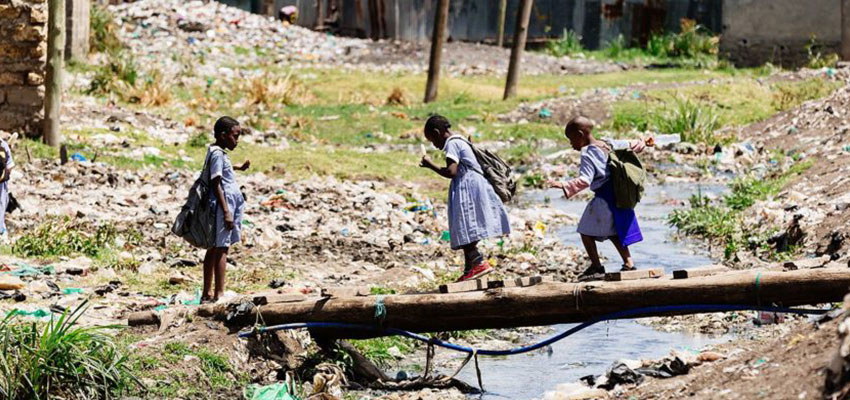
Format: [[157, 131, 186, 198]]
[[577, 265, 606, 282]]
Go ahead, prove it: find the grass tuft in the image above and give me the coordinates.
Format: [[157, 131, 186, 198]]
[[0, 301, 137, 399], [13, 217, 117, 258]]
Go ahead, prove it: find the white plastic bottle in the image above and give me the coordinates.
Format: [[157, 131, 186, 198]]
[[647, 134, 681, 147]]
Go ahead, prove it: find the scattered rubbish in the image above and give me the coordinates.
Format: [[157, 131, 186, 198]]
[[0, 291, 26, 302], [243, 382, 299, 400], [599, 361, 644, 389], [94, 281, 122, 296], [61, 288, 84, 295], [181, 288, 202, 305], [8, 309, 51, 318], [5, 262, 55, 277], [70, 153, 87, 162], [0, 276, 25, 290], [538, 108, 553, 119], [440, 231, 451, 242], [269, 279, 286, 289]]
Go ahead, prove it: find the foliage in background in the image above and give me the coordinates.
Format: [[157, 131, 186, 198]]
[[546, 29, 584, 57], [653, 97, 721, 144], [13, 217, 117, 258], [669, 159, 813, 259], [0, 302, 136, 399], [805, 35, 840, 69], [587, 19, 719, 67], [90, 4, 123, 54]]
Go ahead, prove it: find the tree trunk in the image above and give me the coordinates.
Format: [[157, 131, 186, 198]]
[[44, 0, 65, 147], [424, 0, 450, 103], [843, 0, 850, 60], [497, 0, 507, 47], [206, 268, 850, 337], [503, 0, 533, 100]]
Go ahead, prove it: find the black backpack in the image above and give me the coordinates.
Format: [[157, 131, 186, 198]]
[[448, 137, 516, 203], [171, 147, 222, 249]]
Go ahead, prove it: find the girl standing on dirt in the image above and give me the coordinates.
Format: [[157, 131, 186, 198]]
[[548, 116, 647, 282], [0, 133, 13, 243], [202, 116, 250, 303], [419, 115, 511, 282]]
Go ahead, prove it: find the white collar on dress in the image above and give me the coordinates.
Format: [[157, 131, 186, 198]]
[[442, 135, 464, 151]]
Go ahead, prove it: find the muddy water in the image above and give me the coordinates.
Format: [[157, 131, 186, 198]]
[[455, 182, 730, 399]]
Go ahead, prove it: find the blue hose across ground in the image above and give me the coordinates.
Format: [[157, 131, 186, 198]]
[[238, 304, 831, 357]]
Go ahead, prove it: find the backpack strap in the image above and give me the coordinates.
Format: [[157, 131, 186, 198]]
[[445, 136, 484, 175], [201, 146, 224, 185]]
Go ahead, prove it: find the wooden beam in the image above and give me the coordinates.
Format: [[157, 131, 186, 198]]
[[321, 286, 371, 298], [424, 0, 450, 103], [206, 268, 850, 336], [503, 0, 534, 100], [605, 268, 665, 281], [439, 278, 490, 293], [252, 292, 308, 305], [673, 265, 729, 279], [489, 275, 553, 289], [44, 0, 65, 147]]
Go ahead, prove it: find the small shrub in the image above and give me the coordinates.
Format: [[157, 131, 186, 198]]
[[771, 79, 837, 111], [0, 301, 137, 399], [87, 51, 139, 96], [546, 29, 584, 57], [652, 97, 720, 144], [13, 217, 117, 258], [805, 35, 839, 69], [604, 34, 628, 59], [243, 72, 312, 108], [351, 336, 414, 369], [90, 4, 122, 54], [187, 131, 209, 148]]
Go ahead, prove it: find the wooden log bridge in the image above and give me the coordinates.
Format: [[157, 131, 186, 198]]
[[195, 268, 850, 337]]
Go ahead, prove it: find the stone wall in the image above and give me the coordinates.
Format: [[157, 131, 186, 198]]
[[65, 0, 89, 59], [721, 0, 840, 67], [0, 0, 46, 137]]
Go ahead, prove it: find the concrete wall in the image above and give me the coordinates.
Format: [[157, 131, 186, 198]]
[[721, 0, 840, 67], [65, 0, 90, 59], [0, 0, 46, 137]]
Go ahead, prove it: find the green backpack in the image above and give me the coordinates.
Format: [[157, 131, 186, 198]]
[[608, 149, 646, 209]]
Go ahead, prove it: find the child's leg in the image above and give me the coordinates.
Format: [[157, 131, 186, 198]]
[[202, 249, 215, 300], [611, 238, 635, 268], [213, 247, 229, 299], [461, 241, 483, 272], [580, 234, 603, 267]]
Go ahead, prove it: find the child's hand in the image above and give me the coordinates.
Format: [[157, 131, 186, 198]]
[[238, 160, 251, 171], [630, 139, 646, 153], [419, 155, 433, 169], [224, 212, 235, 230]]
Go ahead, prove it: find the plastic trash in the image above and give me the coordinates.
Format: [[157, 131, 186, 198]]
[[8, 309, 51, 318], [651, 134, 681, 147], [243, 382, 299, 400], [533, 221, 547, 238], [538, 108, 552, 119], [6, 263, 54, 277], [61, 288, 84, 295], [340, 228, 350, 237], [440, 231, 451, 242], [70, 153, 87, 162], [182, 288, 202, 305]]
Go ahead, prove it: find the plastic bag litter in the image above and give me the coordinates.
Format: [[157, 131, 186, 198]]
[[243, 382, 299, 400]]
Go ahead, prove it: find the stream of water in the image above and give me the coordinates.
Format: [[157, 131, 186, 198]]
[[455, 182, 731, 399]]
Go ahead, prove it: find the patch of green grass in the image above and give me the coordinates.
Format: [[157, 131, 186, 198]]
[[350, 336, 416, 369], [130, 341, 245, 397], [609, 77, 839, 144], [0, 301, 137, 399], [669, 159, 814, 259], [13, 217, 117, 259]]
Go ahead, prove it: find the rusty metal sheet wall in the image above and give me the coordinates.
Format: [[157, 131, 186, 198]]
[[257, 0, 723, 48]]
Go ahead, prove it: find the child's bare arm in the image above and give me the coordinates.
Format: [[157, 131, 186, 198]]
[[212, 176, 233, 229], [419, 156, 457, 179]]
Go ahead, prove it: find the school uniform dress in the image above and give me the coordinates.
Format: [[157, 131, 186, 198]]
[[575, 142, 643, 247], [443, 136, 511, 250], [0, 140, 12, 234], [207, 145, 245, 248]]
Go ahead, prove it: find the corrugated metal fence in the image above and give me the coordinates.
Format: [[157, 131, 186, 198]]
[[244, 0, 722, 49]]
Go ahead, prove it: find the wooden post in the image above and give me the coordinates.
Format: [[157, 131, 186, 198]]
[[843, 0, 850, 60], [315, 0, 324, 30], [423, 0, 450, 103], [497, 0, 507, 47], [44, 0, 64, 147], [503, 0, 533, 100]]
